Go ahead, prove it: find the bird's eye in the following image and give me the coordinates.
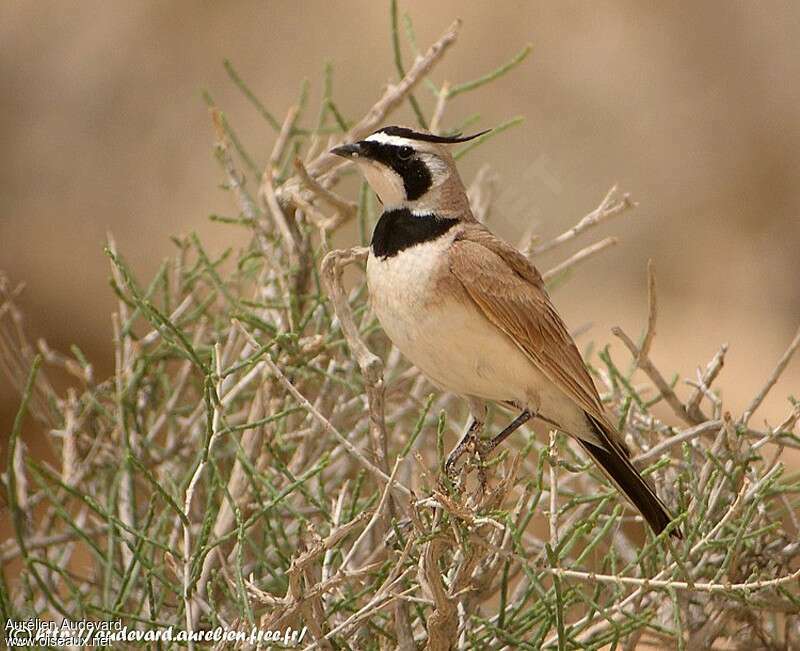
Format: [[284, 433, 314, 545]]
[[397, 146, 414, 161]]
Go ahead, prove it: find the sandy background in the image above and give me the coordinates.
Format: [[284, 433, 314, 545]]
[[2, 1, 799, 448]]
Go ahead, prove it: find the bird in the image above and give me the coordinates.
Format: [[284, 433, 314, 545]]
[[330, 125, 680, 538]]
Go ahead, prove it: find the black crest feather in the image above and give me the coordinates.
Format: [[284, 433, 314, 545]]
[[375, 125, 490, 144]]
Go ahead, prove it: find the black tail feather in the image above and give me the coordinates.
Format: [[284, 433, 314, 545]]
[[578, 434, 681, 539]]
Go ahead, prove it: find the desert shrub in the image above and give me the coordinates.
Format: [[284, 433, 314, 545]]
[[2, 7, 799, 650]]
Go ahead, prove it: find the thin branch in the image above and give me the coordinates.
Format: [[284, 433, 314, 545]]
[[430, 81, 450, 135], [196, 376, 267, 602], [303, 19, 461, 181], [320, 247, 381, 385], [542, 236, 618, 281], [544, 565, 800, 595], [341, 456, 403, 570], [634, 420, 723, 464], [547, 479, 752, 647], [740, 324, 800, 425], [211, 109, 260, 222], [390, 0, 427, 129], [638, 258, 657, 366], [293, 157, 357, 220], [260, 106, 301, 259], [548, 430, 559, 548], [184, 344, 224, 639], [447, 43, 532, 99], [612, 325, 701, 426], [686, 344, 727, 422], [301, 571, 416, 650], [467, 165, 499, 224], [258, 345, 411, 499], [320, 248, 393, 488], [529, 185, 634, 257]]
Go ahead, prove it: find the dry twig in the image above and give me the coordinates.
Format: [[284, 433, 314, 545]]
[[529, 185, 634, 257]]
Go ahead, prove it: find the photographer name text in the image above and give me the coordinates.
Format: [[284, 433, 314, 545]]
[[4, 618, 308, 647]]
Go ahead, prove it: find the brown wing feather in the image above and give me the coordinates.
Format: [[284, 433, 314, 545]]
[[449, 224, 626, 453], [448, 225, 681, 536]]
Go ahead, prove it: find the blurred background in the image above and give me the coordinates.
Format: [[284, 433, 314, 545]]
[[2, 1, 799, 446]]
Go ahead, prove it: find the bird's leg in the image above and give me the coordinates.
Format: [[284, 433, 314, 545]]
[[469, 410, 533, 493], [445, 399, 487, 480], [481, 409, 533, 455], [472, 436, 489, 493], [445, 417, 483, 479]]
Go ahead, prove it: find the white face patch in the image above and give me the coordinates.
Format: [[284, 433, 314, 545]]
[[418, 152, 447, 184], [363, 133, 448, 178], [364, 132, 416, 147], [358, 160, 406, 207]]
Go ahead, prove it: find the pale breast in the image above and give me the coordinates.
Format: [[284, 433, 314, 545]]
[[366, 238, 540, 403], [366, 236, 451, 349]]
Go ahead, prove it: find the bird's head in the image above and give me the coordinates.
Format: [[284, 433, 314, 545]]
[[330, 126, 488, 215]]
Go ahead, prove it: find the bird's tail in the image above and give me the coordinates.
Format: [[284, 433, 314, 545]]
[[578, 416, 681, 538]]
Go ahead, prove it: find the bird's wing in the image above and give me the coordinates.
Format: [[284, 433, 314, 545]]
[[449, 223, 626, 452]]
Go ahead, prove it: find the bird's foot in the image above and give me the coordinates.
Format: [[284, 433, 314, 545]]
[[443, 445, 470, 494], [442, 410, 532, 495], [475, 449, 489, 494], [444, 436, 495, 493], [467, 437, 491, 494], [444, 419, 483, 484], [444, 449, 462, 482]]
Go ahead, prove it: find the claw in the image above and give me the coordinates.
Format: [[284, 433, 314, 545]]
[[441, 409, 532, 494], [444, 453, 459, 479], [468, 436, 489, 493]]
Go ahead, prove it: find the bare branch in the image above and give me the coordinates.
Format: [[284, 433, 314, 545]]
[[184, 343, 224, 642], [612, 325, 702, 426], [429, 81, 450, 135], [740, 324, 800, 425], [259, 343, 411, 499], [302, 19, 461, 181], [320, 247, 392, 481], [293, 157, 357, 222], [467, 164, 499, 224], [260, 106, 301, 259], [421, 536, 458, 651], [341, 456, 403, 570], [548, 430, 559, 548], [638, 258, 657, 366], [320, 247, 376, 378], [542, 236, 618, 281], [196, 379, 267, 602], [686, 344, 727, 422], [544, 565, 800, 594], [210, 109, 260, 222], [529, 185, 634, 256], [634, 420, 723, 464]]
